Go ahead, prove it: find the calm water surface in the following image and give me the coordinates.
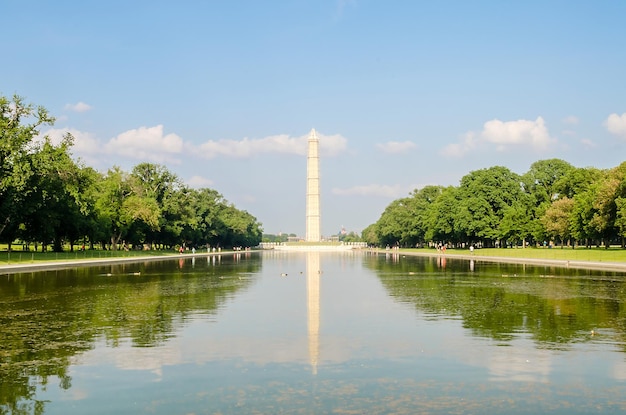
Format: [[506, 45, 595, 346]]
[[2, 251, 626, 414]]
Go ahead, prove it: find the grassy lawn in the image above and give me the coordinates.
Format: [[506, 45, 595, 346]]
[[401, 246, 626, 263]]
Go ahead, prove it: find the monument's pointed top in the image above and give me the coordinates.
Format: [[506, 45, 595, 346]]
[[309, 128, 318, 141]]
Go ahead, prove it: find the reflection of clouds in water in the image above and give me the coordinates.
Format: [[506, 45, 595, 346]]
[[485, 343, 552, 382], [75, 324, 314, 376], [111, 344, 183, 380], [433, 329, 553, 383], [612, 359, 626, 380], [58, 387, 89, 401], [73, 320, 557, 387], [74, 340, 184, 381]]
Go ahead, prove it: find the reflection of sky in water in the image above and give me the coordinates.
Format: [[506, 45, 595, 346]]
[[33, 252, 626, 414]]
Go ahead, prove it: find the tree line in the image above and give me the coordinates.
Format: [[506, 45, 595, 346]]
[[0, 94, 263, 252], [362, 159, 626, 249]]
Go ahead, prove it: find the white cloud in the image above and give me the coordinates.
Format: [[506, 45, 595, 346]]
[[442, 117, 555, 158], [198, 134, 300, 158], [562, 115, 579, 125], [332, 183, 413, 198], [197, 131, 348, 159], [482, 117, 553, 150], [605, 113, 626, 138], [319, 133, 349, 156], [40, 128, 100, 155], [64, 101, 92, 112], [39, 127, 349, 169], [376, 141, 416, 154], [105, 125, 184, 164], [38, 127, 103, 166], [43, 126, 185, 166], [440, 132, 476, 158], [186, 175, 214, 188]]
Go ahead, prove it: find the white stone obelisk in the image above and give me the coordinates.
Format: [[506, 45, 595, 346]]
[[306, 129, 321, 242]]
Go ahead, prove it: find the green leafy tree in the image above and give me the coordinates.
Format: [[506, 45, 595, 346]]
[[361, 223, 379, 246], [541, 196, 575, 247], [20, 134, 83, 251], [553, 166, 602, 199], [615, 197, 626, 246], [374, 186, 444, 247], [570, 185, 602, 247], [94, 167, 160, 250], [219, 204, 262, 247], [79, 167, 107, 249], [588, 163, 626, 247], [455, 166, 525, 246], [130, 163, 184, 248], [425, 186, 459, 243], [182, 188, 262, 249], [407, 185, 444, 246], [0, 95, 54, 242], [522, 159, 575, 244], [375, 199, 409, 247], [523, 159, 575, 204], [499, 201, 533, 246], [186, 188, 226, 248]]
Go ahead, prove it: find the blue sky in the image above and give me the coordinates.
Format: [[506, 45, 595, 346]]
[[3, 1, 626, 237]]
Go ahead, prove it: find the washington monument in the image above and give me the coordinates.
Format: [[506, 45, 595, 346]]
[[305, 128, 321, 242]]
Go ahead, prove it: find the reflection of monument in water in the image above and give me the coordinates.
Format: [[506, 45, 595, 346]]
[[306, 251, 321, 374], [306, 129, 321, 242]]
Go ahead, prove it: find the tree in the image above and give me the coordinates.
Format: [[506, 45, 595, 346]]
[[570, 185, 601, 247], [425, 186, 459, 243], [553, 166, 602, 199], [588, 163, 626, 247], [406, 185, 444, 246], [615, 197, 626, 246], [522, 159, 575, 244], [131, 163, 181, 203], [541, 197, 575, 247], [20, 133, 83, 251], [523, 159, 575, 205], [187, 188, 226, 248], [455, 166, 525, 246], [361, 223, 379, 246], [131, 163, 184, 248], [94, 167, 160, 250], [375, 199, 410, 247], [218, 204, 262, 247], [0, 94, 54, 240], [181, 188, 262, 249], [499, 201, 533, 247], [374, 186, 445, 248]]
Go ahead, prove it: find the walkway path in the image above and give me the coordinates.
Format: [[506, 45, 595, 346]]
[[0, 251, 232, 274], [383, 249, 626, 272]]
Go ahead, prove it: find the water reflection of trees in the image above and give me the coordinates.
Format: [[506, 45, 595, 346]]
[[0, 255, 259, 414], [366, 255, 626, 348]]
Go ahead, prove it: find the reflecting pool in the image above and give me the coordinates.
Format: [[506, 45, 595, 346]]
[[2, 251, 626, 414]]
